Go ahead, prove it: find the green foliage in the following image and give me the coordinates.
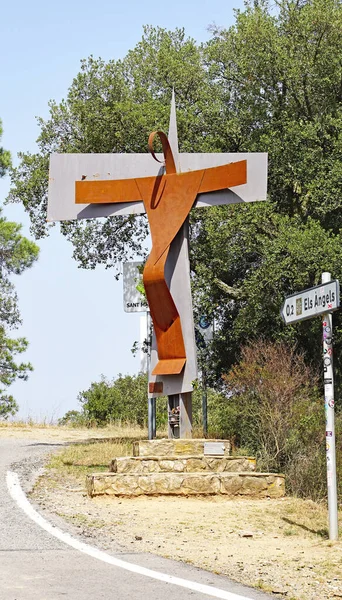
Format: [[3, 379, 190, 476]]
[[0, 215, 39, 418], [69, 369, 225, 434], [191, 203, 342, 383], [0, 122, 39, 418], [191, 380, 229, 436], [0, 119, 11, 178], [205, 0, 342, 226], [77, 372, 167, 428], [191, 0, 342, 381], [57, 410, 88, 428], [0, 217, 39, 275], [0, 395, 18, 419]]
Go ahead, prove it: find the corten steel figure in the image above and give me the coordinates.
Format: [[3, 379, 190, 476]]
[[75, 131, 247, 377]]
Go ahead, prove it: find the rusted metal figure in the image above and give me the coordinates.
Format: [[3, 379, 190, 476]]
[[75, 132, 247, 376]]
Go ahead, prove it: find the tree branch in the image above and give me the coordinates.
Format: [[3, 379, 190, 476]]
[[214, 278, 242, 298]]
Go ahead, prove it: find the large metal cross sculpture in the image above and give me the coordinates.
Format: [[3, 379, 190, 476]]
[[48, 93, 267, 437]]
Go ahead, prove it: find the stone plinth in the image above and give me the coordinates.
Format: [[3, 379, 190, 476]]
[[87, 472, 285, 498], [133, 439, 231, 457], [110, 455, 256, 474], [88, 437, 285, 499]]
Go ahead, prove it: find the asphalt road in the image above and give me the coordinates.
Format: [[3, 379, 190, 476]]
[[0, 438, 274, 600]]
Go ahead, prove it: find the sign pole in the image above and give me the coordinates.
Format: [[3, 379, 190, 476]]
[[282, 275, 339, 539], [322, 272, 339, 540], [196, 315, 213, 437], [146, 311, 155, 440], [202, 366, 208, 437], [152, 397, 156, 438]]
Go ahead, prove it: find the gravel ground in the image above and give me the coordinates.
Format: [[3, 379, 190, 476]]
[[11, 443, 65, 493], [31, 477, 342, 600]]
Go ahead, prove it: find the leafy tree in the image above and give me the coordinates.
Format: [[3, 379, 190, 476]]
[[204, 0, 342, 227], [192, 0, 342, 380], [0, 120, 11, 178], [0, 123, 39, 418], [191, 203, 342, 383]]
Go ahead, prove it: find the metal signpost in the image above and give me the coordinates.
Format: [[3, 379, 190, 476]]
[[195, 316, 214, 436], [146, 310, 156, 440], [123, 261, 156, 440], [322, 273, 339, 541], [281, 273, 340, 540]]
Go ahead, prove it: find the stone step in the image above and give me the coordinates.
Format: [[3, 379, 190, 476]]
[[133, 438, 231, 457], [110, 455, 256, 474], [87, 471, 285, 498]]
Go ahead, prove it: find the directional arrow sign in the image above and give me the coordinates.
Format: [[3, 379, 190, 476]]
[[281, 280, 340, 325]]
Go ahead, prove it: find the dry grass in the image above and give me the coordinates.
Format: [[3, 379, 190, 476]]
[[47, 438, 135, 478], [0, 421, 153, 442], [0, 420, 54, 428]]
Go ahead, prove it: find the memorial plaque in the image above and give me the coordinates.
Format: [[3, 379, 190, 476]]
[[204, 442, 225, 456]]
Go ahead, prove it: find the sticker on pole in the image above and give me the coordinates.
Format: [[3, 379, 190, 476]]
[[195, 315, 214, 349], [281, 280, 340, 325]]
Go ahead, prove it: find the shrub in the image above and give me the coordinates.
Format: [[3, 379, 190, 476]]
[[58, 410, 88, 428], [76, 372, 168, 428], [221, 340, 337, 500]]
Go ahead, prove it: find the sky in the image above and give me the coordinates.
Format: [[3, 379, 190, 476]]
[[0, 0, 244, 421]]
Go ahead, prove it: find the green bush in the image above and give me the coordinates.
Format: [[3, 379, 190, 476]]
[[58, 410, 88, 428], [220, 340, 340, 501], [76, 372, 168, 429]]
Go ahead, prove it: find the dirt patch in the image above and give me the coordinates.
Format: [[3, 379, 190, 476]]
[[6, 426, 342, 600]]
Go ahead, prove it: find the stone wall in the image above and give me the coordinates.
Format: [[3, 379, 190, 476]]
[[110, 456, 256, 474], [87, 472, 285, 498], [133, 439, 231, 457]]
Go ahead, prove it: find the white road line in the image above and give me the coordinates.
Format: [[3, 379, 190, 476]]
[[7, 471, 254, 600]]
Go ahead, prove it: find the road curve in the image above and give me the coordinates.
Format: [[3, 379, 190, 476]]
[[0, 438, 274, 600]]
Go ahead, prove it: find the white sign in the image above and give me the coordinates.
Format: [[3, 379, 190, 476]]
[[281, 280, 340, 324], [204, 442, 225, 456], [123, 262, 148, 313]]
